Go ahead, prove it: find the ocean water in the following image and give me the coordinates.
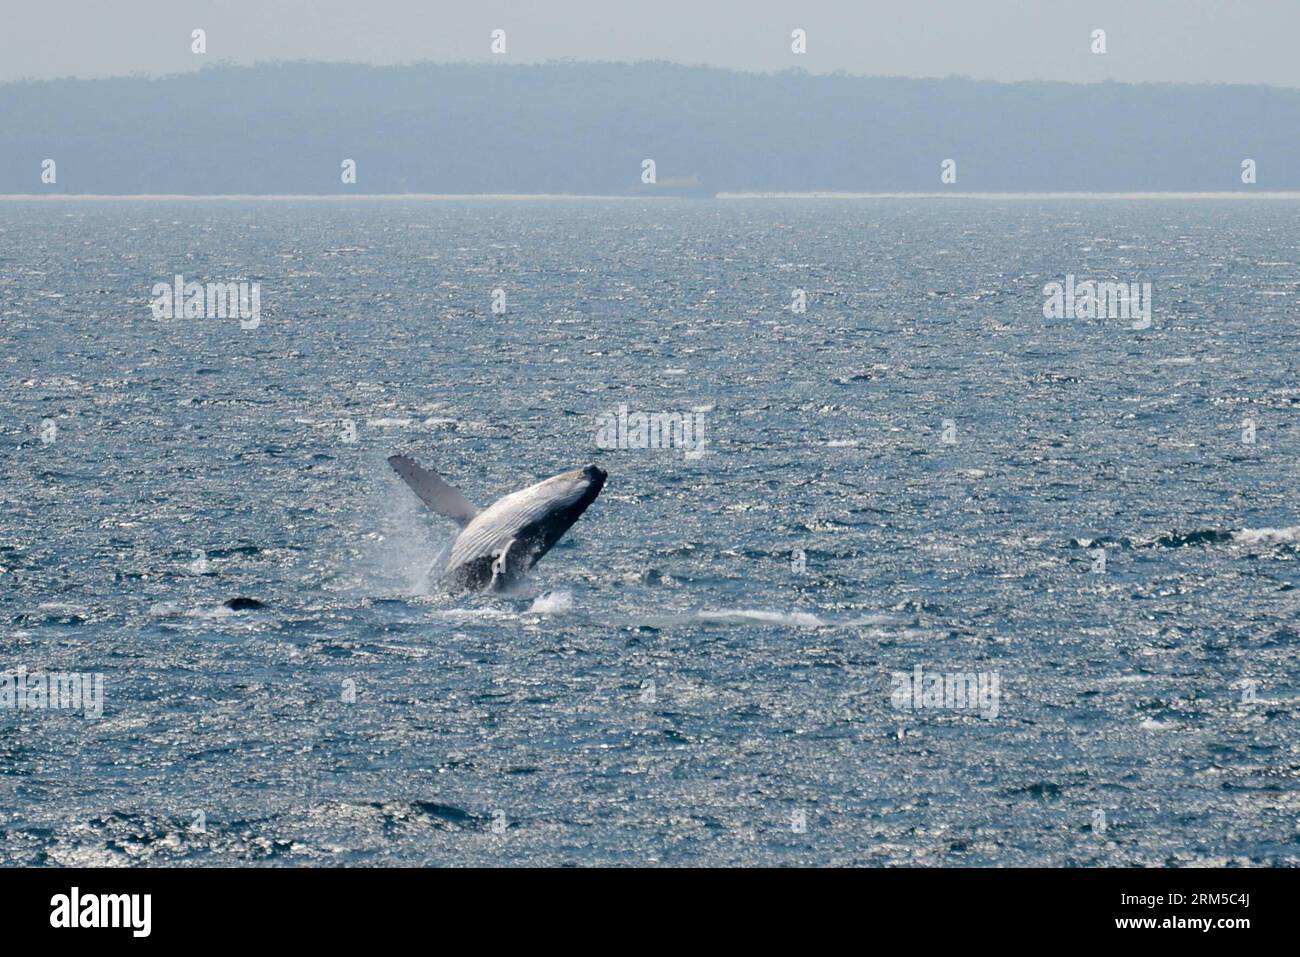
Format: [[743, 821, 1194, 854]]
[[1, 198, 1298, 866]]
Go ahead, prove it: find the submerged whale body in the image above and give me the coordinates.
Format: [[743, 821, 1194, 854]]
[[387, 455, 607, 592], [222, 597, 267, 611]]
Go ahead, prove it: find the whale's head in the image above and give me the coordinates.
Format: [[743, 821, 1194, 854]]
[[569, 463, 607, 493], [542, 463, 606, 505], [527, 463, 606, 555]]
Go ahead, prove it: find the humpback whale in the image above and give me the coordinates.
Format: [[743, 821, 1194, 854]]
[[387, 455, 607, 592]]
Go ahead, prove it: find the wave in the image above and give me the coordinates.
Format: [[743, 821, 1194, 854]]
[[1234, 525, 1300, 545], [696, 608, 828, 628], [1151, 529, 1236, 548], [1074, 525, 1300, 549]]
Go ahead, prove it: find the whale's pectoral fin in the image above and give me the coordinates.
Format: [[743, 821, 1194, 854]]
[[489, 538, 529, 592], [387, 455, 480, 528]]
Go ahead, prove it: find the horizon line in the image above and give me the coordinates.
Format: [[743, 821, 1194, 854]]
[[3, 191, 1300, 202], [4, 59, 1300, 93]]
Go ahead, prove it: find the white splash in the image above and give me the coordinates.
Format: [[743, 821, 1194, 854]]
[[185, 604, 235, 620], [1234, 525, 1300, 545], [697, 608, 826, 628], [1140, 718, 1179, 732], [527, 590, 574, 615]]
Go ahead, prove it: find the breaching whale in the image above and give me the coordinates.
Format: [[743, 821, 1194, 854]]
[[387, 455, 607, 592]]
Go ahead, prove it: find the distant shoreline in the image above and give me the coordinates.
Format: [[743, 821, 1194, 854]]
[[0, 193, 642, 202], [718, 191, 1300, 200], [3, 192, 1300, 201]]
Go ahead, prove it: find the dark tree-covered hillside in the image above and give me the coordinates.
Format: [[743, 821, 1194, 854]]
[[0, 61, 1294, 193]]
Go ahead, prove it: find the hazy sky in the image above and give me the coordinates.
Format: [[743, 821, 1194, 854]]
[[2, 0, 1296, 87]]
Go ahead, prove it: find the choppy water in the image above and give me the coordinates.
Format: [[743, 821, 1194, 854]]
[[2, 198, 1298, 866]]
